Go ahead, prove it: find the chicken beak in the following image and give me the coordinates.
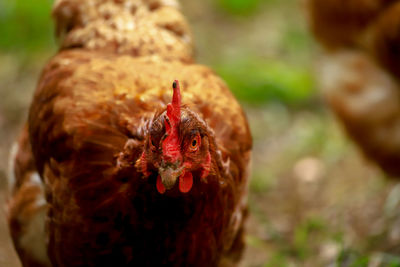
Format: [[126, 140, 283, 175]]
[[158, 164, 184, 190]]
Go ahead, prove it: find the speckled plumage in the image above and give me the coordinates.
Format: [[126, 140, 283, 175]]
[[307, 0, 400, 176], [7, 1, 252, 266], [53, 0, 193, 62]]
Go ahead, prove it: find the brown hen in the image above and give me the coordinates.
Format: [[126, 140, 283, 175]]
[[307, 0, 400, 176], [7, 0, 252, 266]]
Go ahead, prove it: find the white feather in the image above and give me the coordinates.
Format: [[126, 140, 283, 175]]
[[7, 142, 19, 192]]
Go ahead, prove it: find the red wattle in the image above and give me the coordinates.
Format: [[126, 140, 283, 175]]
[[156, 175, 166, 194], [179, 172, 193, 193]]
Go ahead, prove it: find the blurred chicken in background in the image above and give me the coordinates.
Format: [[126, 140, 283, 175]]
[[307, 0, 400, 176]]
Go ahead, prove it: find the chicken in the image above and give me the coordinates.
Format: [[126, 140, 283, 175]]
[[7, 0, 252, 266], [307, 0, 400, 176]]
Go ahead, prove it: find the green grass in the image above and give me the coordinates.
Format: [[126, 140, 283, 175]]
[[214, 58, 316, 105], [216, 0, 297, 16], [216, 0, 261, 15], [264, 252, 289, 267], [0, 0, 54, 53], [293, 217, 326, 260]]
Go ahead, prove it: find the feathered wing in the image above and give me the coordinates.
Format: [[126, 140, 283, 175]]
[[308, 0, 400, 176]]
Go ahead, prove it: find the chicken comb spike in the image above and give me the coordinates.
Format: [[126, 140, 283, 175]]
[[162, 80, 182, 163], [168, 80, 181, 125]]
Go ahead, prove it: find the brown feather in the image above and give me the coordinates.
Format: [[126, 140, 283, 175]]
[[8, 0, 252, 266]]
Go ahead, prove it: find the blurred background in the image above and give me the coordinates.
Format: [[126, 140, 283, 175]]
[[1, 0, 400, 266]]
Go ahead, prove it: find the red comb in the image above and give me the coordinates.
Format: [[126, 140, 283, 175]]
[[167, 80, 181, 129], [162, 80, 182, 163]]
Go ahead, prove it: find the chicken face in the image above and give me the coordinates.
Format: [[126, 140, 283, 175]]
[[137, 81, 212, 194]]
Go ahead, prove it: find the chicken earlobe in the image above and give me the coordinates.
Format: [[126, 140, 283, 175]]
[[200, 151, 211, 179]]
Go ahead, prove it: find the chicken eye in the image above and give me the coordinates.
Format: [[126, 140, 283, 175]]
[[189, 135, 200, 152]]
